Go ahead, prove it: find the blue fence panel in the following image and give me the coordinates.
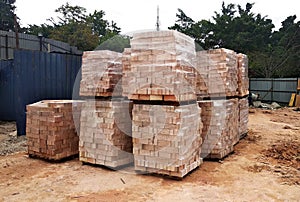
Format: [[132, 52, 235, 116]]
[[0, 59, 15, 120], [13, 50, 82, 135]]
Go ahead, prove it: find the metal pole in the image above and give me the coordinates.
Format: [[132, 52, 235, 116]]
[[38, 33, 43, 51], [271, 79, 274, 102]]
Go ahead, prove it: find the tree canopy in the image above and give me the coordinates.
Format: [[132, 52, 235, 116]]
[[169, 2, 300, 78], [2, 1, 299, 77], [0, 0, 17, 31], [95, 34, 130, 53], [24, 3, 120, 51]]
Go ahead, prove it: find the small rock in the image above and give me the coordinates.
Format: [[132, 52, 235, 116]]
[[271, 102, 281, 109], [249, 109, 256, 113], [283, 125, 292, 129]]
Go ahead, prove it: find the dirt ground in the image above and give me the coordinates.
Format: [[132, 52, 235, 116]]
[[0, 107, 299, 202]]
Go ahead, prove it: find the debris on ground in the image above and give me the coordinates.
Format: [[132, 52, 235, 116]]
[[0, 107, 299, 201], [0, 121, 27, 156], [252, 101, 282, 110], [263, 140, 300, 170], [256, 139, 300, 185]]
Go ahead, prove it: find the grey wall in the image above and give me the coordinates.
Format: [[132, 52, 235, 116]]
[[0, 30, 82, 60], [250, 78, 298, 103]]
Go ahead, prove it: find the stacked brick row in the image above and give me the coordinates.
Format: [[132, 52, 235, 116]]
[[80, 50, 123, 97], [79, 50, 133, 168], [122, 30, 197, 102], [195, 48, 249, 159], [132, 104, 202, 178], [237, 54, 249, 140], [79, 99, 133, 168], [238, 98, 249, 138], [198, 99, 239, 159], [237, 53, 249, 97], [195, 49, 238, 98], [26, 100, 82, 160], [125, 30, 203, 178]]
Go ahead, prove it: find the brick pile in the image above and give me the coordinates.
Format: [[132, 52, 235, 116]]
[[122, 30, 197, 102], [79, 99, 133, 167], [132, 103, 202, 178], [198, 99, 239, 159], [237, 53, 249, 97], [123, 30, 203, 178], [195, 48, 238, 98], [121, 48, 132, 98], [238, 98, 249, 138], [26, 100, 82, 160], [79, 49, 133, 168], [80, 50, 123, 97], [194, 47, 249, 159]]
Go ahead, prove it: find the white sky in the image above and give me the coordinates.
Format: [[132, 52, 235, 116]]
[[15, 0, 299, 34]]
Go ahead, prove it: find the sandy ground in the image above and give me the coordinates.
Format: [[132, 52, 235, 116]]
[[0, 107, 299, 202]]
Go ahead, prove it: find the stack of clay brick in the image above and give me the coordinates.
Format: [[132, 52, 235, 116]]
[[198, 99, 239, 159], [196, 48, 249, 159], [26, 100, 82, 160], [132, 104, 202, 177], [125, 30, 203, 178], [123, 30, 197, 102], [195, 48, 238, 98], [237, 54, 249, 139], [237, 54, 249, 97], [79, 99, 133, 167], [79, 50, 133, 168], [80, 50, 123, 97], [239, 98, 249, 138]]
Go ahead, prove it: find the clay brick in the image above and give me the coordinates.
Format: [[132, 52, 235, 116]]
[[79, 99, 133, 168], [122, 30, 197, 102], [198, 99, 239, 159], [132, 103, 203, 178], [195, 49, 239, 98], [79, 50, 123, 97], [239, 98, 249, 138], [26, 100, 83, 160]]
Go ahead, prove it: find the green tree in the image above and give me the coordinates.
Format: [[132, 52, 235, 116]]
[[24, 24, 54, 38], [257, 15, 300, 77], [0, 0, 17, 31], [49, 3, 86, 25], [86, 11, 121, 44], [168, 9, 194, 34], [95, 34, 130, 53], [169, 2, 300, 78], [23, 3, 121, 51], [50, 22, 99, 51]]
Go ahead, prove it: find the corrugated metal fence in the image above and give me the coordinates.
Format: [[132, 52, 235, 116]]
[[0, 59, 15, 120], [0, 30, 82, 60], [250, 78, 299, 103], [0, 50, 82, 135]]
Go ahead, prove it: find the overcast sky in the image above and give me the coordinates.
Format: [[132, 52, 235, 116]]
[[15, 0, 299, 34]]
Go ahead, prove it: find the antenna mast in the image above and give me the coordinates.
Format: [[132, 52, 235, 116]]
[[156, 6, 160, 31]]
